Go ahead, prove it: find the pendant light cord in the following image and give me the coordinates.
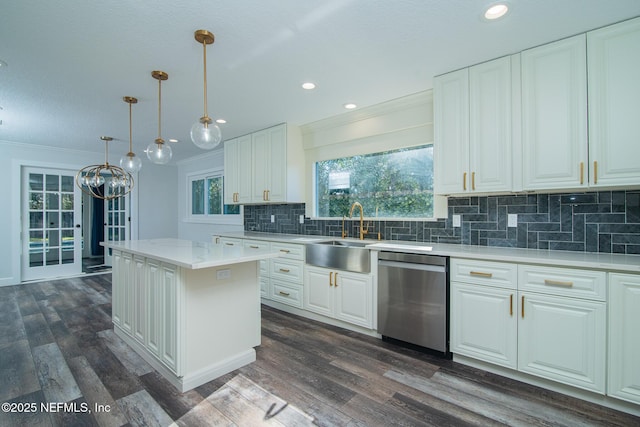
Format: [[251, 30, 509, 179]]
[[128, 102, 133, 153], [157, 77, 162, 141]]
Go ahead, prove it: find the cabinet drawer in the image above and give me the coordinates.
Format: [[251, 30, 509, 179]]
[[271, 258, 303, 283], [519, 265, 606, 301], [271, 242, 304, 261], [271, 280, 303, 308], [220, 237, 243, 247], [451, 259, 517, 289], [243, 239, 270, 251]]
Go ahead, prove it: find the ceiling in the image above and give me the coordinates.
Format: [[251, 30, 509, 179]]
[[2, 1, 640, 162]]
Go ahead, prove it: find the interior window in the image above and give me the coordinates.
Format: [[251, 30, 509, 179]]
[[189, 171, 239, 219], [315, 144, 433, 218]]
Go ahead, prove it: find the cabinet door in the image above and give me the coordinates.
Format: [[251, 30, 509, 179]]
[[521, 35, 588, 191], [132, 256, 147, 344], [265, 124, 287, 202], [223, 137, 238, 205], [304, 266, 333, 317], [469, 57, 512, 193], [518, 292, 606, 394], [434, 68, 469, 194], [111, 250, 123, 327], [160, 263, 179, 374], [451, 282, 517, 368], [608, 273, 640, 405], [588, 18, 640, 187], [235, 135, 253, 204], [334, 271, 372, 328], [252, 129, 270, 202], [120, 252, 134, 335]]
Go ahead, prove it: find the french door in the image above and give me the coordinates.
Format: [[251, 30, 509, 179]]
[[22, 167, 82, 281], [103, 186, 130, 266]]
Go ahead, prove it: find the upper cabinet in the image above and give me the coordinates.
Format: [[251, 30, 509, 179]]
[[435, 56, 513, 195], [435, 17, 640, 196], [224, 123, 305, 204], [521, 35, 588, 191], [587, 17, 640, 187]]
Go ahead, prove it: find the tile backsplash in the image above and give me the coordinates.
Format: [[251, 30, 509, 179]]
[[244, 190, 640, 255]]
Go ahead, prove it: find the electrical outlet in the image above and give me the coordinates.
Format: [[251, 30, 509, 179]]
[[508, 214, 518, 227], [452, 215, 461, 227], [216, 269, 231, 280], [271, 215, 275, 223]]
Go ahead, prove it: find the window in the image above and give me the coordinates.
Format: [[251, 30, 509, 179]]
[[187, 169, 240, 222], [315, 145, 433, 218]]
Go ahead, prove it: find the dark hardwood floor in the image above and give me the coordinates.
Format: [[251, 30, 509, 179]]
[[1, 273, 638, 426]]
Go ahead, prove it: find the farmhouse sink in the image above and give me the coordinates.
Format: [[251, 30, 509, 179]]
[[305, 239, 371, 273]]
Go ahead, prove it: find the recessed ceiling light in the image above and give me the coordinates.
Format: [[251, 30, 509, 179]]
[[344, 103, 357, 110], [0, 59, 7, 68], [484, 3, 509, 20], [216, 118, 226, 124], [302, 82, 316, 90]]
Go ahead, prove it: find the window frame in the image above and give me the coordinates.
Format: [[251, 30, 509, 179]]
[[185, 168, 243, 225]]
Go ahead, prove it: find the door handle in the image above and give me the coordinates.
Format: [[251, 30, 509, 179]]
[[75, 224, 81, 228]]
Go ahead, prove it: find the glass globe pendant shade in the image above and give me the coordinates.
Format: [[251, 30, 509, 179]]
[[120, 152, 142, 173], [146, 140, 172, 165], [190, 117, 222, 150]]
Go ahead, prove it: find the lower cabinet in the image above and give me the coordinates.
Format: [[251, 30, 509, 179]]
[[451, 259, 607, 395], [112, 251, 181, 375], [304, 266, 373, 328], [608, 273, 640, 405], [518, 291, 606, 393]]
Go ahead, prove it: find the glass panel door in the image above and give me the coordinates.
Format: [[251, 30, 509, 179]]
[[103, 186, 129, 266], [22, 167, 82, 281]]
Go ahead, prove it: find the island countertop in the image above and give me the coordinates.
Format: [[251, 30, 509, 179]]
[[102, 238, 280, 269]]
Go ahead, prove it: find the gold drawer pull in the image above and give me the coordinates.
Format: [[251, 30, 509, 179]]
[[279, 249, 290, 254], [225, 242, 234, 246], [521, 295, 525, 318], [544, 279, 574, 287], [278, 291, 290, 296], [329, 271, 334, 287], [249, 245, 259, 249], [510, 294, 513, 317], [579, 162, 584, 185], [593, 161, 598, 184], [471, 171, 476, 191], [470, 271, 493, 278], [463, 172, 467, 191], [279, 268, 290, 273], [334, 272, 338, 287]]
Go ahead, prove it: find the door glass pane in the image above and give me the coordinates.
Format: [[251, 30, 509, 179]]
[[47, 230, 59, 248], [61, 175, 74, 192], [29, 231, 44, 267], [29, 174, 43, 191], [30, 212, 43, 228], [45, 175, 59, 191], [61, 193, 74, 210], [46, 193, 59, 210], [46, 248, 60, 265], [30, 192, 43, 209], [61, 212, 73, 228], [61, 230, 74, 263], [120, 212, 125, 226], [47, 212, 59, 228], [113, 227, 119, 241]]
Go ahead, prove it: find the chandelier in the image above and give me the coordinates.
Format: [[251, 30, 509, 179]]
[[147, 70, 172, 164], [191, 29, 222, 150], [76, 136, 134, 200]]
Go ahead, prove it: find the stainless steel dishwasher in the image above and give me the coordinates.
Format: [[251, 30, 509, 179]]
[[377, 251, 449, 355]]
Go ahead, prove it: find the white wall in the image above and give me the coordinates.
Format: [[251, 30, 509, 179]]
[[1, 140, 177, 285], [177, 147, 244, 243]]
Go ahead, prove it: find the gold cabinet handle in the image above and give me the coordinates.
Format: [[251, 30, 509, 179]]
[[463, 172, 467, 191], [329, 271, 333, 287], [334, 272, 338, 287], [510, 294, 513, 317], [580, 162, 584, 185], [266, 190, 270, 201], [249, 245, 259, 249], [544, 279, 573, 287], [521, 295, 525, 318], [225, 242, 234, 246], [593, 161, 598, 184], [471, 172, 476, 191], [279, 268, 290, 273], [279, 249, 290, 254], [470, 271, 493, 278], [279, 291, 290, 296]]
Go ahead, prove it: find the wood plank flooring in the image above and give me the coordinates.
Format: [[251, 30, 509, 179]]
[[0, 273, 638, 426]]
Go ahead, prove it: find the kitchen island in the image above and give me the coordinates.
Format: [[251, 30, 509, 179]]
[[102, 238, 280, 392]]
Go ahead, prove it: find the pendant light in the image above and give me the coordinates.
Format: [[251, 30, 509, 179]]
[[76, 136, 134, 200], [120, 96, 142, 173], [146, 70, 172, 164], [191, 29, 222, 150]]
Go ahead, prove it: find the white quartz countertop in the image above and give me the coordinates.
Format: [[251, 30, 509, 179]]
[[102, 238, 280, 270], [216, 231, 640, 273]]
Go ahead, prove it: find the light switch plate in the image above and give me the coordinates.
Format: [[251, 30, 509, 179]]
[[508, 214, 518, 227], [216, 269, 231, 280], [453, 215, 461, 227]]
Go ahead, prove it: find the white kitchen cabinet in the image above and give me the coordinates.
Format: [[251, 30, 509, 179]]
[[304, 265, 373, 328], [224, 134, 252, 204], [608, 273, 640, 405], [587, 17, 640, 188], [224, 123, 304, 204], [120, 252, 134, 335], [243, 239, 271, 298], [111, 250, 124, 327], [450, 259, 518, 368], [435, 56, 512, 195], [521, 34, 588, 191], [132, 255, 147, 344], [518, 291, 606, 394], [451, 283, 517, 369]]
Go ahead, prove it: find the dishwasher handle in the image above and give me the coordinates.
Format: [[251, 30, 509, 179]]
[[379, 259, 446, 274]]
